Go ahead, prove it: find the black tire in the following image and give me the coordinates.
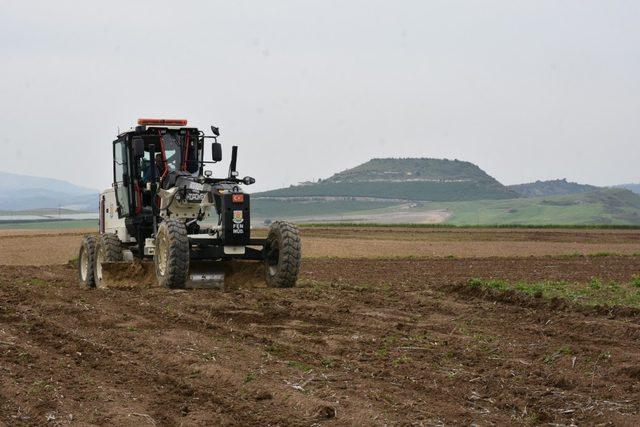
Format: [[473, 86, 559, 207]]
[[78, 235, 96, 288], [93, 233, 123, 288], [154, 219, 189, 288], [264, 221, 301, 288]]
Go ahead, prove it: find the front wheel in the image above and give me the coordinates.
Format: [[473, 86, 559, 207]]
[[264, 221, 301, 288], [154, 219, 190, 288]]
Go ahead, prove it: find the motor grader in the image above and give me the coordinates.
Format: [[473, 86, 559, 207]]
[[77, 118, 301, 289]]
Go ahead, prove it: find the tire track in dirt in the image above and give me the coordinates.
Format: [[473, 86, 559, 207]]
[[98, 288, 406, 424], [0, 277, 333, 425], [1, 258, 639, 425], [1, 296, 243, 425]]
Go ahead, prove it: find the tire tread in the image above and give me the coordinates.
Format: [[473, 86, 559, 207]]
[[94, 233, 123, 288], [78, 235, 97, 288], [155, 219, 189, 288], [265, 221, 301, 288]]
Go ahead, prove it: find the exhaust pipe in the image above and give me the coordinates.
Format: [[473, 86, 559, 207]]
[[229, 145, 238, 177]]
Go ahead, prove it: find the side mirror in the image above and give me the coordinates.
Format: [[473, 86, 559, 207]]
[[211, 142, 222, 162], [211, 126, 220, 137], [132, 137, 145, 157]]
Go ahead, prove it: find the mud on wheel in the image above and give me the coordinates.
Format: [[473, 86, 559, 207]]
[[265, 221, 301, 288], [154, 219, 190, 288], [78, 235, 97, 288], [93, 233, 123, 288]]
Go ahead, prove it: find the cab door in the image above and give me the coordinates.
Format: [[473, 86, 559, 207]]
[[113, 138, 131, 217]]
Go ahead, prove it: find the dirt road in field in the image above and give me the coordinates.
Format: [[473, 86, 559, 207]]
[[1, 256, 639, 425], [2, 227, 640, 265]]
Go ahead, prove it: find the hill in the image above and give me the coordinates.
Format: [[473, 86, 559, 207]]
[[258, 158, 518, 201], [508, 179, 599, 198], [0, 171, 97, 212], [253, 159, 640, 225], [613, 183, 640, 195], [324, 158, 502, 183]]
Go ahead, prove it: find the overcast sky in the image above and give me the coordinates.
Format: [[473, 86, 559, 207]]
[[1, 0, 639, 192]]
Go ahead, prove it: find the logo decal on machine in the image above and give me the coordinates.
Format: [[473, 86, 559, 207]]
[[186, 192, 205, 202], [233, 210, 244, 234]]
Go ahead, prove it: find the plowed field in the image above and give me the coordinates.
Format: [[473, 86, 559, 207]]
[[1, 227, 639, 425]]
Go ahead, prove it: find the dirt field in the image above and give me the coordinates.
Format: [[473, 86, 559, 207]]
[[1, 227, 640, 425], [2, 227, 640, 265]]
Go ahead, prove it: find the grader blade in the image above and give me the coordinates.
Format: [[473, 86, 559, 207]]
[[185, 261, 225, 289], [97, 260, 265, 290], [187, 260, 265, 289]]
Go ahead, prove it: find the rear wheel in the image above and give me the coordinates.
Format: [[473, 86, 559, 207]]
[[93, 233, 123, 288], [154, 219, 190, 288], [78, 235, 96, 288], [265, 221, 301, 288]]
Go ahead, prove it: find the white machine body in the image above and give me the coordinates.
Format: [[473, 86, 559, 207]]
[[99, 188, 133, 243]]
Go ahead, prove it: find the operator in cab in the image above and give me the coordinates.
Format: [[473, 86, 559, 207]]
[[142, 153, 165, 184]]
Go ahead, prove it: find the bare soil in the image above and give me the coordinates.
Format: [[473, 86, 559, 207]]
[[301, 237, 640, 258], [2, 227, 640, 265], [1, 255, 639, 425], [301, 227, 640, 243]]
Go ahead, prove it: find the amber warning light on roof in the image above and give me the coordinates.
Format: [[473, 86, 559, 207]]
[[137, 118, 188, 126]]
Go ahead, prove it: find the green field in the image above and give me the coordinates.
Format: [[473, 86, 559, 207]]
[[253, 188, 640, 226], [3, 189, 640, 229], [0, 208, 87, 216], [252, 199, 399, 220], [436, 189, 640, 225], [258, 180, 516, 202], [0, 219, 97, 229]]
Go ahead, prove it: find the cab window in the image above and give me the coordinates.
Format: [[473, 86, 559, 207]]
[[113, 139, 130, 217]]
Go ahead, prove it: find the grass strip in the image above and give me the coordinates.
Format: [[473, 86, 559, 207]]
[[467, 277, 640, 309]]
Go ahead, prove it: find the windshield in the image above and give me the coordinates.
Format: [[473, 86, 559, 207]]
[[137, 130, 199, 183], [161, 131, 199, 175], [161, 132, 181, 173]]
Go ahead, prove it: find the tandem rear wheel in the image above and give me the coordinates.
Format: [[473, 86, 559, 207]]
[[78, 235, 97, 288], [79, 233, 124, 289], [93, 233, 123, 288]]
